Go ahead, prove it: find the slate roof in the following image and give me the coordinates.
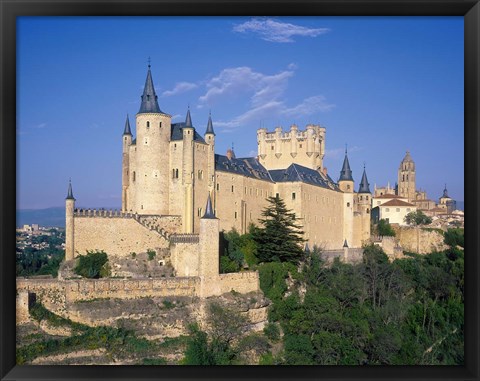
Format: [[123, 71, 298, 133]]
[[358, 168, 371, 194], [205, 113, 215, 135], [138, 66, 163, 114], [202, 193, 216, 219], [269, 163, 340, 191], [339, 152, 353, 181], [215, 155, 273, 182], [380, 199, 415, 207], [123, 115, 132, 135], [171, 123, 206, 143], [66, 180, 75, 200]]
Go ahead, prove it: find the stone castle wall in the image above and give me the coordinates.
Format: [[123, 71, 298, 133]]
[[73, 214, 178, 257], [393, 226, 448, 254], [218, 272, 260, 294]]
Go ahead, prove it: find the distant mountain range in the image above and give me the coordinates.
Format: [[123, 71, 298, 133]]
[[16, 200, 465, 229], [17, 207, 66, 228]]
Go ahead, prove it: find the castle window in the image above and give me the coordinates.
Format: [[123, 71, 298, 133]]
[[176, 169, 179, 178], [133, 172, 136, 182], [299, 144, 302, 148], [141, 204, 144, 209], [198, 208, 203, 217], [271, 145, 274, 150], [367, 209, 370, 214], [292, 192, 296, 200], [360, 195, 363, 200], [232, 185, 234, 192], [146, 121, 150, 129], [217, 183, 219, 191], [276, 193, 279, 198], [159, 122, 162, 128], [347, 202, 350, 207], [198, 170, 203, 180], [407, 208, 411, 212], [347, 185, 350, 190], [385, 208, 390, 212], [366, 196, 369, 200], [396, 208, 400, 212], [235, 212, 237, 219]]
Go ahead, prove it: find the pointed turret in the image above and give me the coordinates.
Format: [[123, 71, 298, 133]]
[[185, 106, 193, 128], [358, 166, 371, 194], [343, 239, 349, 248], [138, 65, 162, 114], [202, 193, 216, 219], [205, 112, 215, 136], [66, 179, 75, 200], [401, 150, 414, 163], [339, 147, 353, 181], [123, 114, 132, 135]]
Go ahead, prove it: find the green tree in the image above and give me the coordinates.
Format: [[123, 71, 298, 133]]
[[74, 250, 110, 279], [253, 196, 305, 264], [377, 219, 396, 237]]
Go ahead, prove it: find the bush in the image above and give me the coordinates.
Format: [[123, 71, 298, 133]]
[[263, 322, 280, 342], [147, 249, 156, 261], [258, 262, 288, 302], [74, 250, 109, 279], [377, 219, 396, 237]]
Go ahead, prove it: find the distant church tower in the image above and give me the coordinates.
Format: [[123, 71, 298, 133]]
[[397, 151, 416, 202]]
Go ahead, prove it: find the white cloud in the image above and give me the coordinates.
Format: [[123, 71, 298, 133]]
[[198, 66, 293, 107], [233, 18, 330, 43], [282, 96, 335, 118], [198, 65, 334, 132], [326, 145, 362, 159], [162, 82, 198, 97], [171, 114, 182, 120], [33, 123, 47, 129]]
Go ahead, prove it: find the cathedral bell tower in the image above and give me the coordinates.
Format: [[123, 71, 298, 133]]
[[397, 151, 416, 202]]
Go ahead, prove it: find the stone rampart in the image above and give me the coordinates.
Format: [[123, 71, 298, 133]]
[[393, 226, 448, 254], [73, 215, 171, 257], [218, 271, 259, 294]]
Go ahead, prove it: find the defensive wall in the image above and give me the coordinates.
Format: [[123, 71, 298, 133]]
[[16, 271, 260, 322], [72, 210, 181, 257]]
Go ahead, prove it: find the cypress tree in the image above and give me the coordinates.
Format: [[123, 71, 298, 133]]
[[253, 195, 305, 264]]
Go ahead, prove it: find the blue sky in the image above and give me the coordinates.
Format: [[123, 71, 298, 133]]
[[17, 16, 464, 209]]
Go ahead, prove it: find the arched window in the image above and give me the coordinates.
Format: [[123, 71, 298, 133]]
[[175, 169, 179, 178]]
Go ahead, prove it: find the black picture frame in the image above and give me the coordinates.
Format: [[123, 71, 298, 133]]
[[1, 1, 478, 380]]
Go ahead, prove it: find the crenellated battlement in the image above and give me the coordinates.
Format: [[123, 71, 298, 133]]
[[170, 234, 200, 244], [257, 124, 326, 171]]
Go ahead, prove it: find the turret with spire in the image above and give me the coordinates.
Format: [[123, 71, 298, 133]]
[[205, 112, 216, 198], [138, 62, 162, 114], [182, 105, 195, 233], [65, 179, 76, 260], [338, 145, 354, 193], [358, 165, 371, 194]]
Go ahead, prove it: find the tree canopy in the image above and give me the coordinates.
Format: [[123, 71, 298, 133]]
[[404, 210, 432, 226], [253, 196, 305, 264]]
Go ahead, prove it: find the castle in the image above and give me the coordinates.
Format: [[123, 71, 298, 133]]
[[64, 65, 373, 296]]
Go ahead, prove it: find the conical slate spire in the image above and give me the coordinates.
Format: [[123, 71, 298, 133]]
[[304, 243, 310, 253], [343, 239, 349, 248], [205, 112, 215, 135], [138, 65, 162, 114], [66, 179, 75, 200], [123, 114, 132, 135], [202, 193, 216, 219], [185, 106, 193, 128], [358, 166, 371, 194], [401, 150, 413, 163], [339, 147, 353, 181]]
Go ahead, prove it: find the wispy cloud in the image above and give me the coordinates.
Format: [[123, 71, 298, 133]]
[[162, 82, 198, 97], [33, 122, 47, 129], [198, 66, 294, 108], [171, 114, 183, 121], [283, 96, 335, 117], [233, 18, 330, 43], [326, 145, 363, 159]]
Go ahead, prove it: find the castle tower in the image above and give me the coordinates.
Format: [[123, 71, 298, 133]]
[[121, 114, 132, 212], [134, 64, 172, 214], [199, 193, 220, 297], [257, 124, 326, 171], [357, 166, 372, 243], [65, 180, 76, 260], [204, 112, 216, 205], [182, 107, 195, 233], [397, 151, 416, 202], [338, 148, 355, 247]]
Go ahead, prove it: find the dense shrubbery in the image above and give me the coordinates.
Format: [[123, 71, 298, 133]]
[[258, 241, 464, 365], [73, 250, 111, 279], [376, 219, 396, 237]]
